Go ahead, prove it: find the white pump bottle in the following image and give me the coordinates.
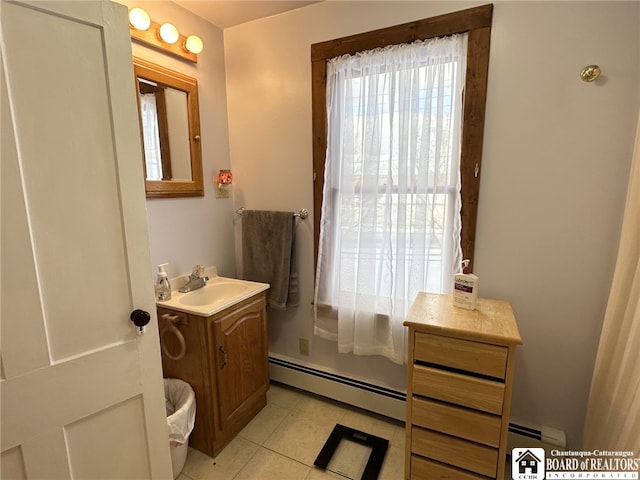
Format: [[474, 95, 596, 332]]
[[155, 263, 172, 301]]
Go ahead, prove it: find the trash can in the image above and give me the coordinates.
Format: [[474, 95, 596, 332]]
[[164, 378, 196, 479]]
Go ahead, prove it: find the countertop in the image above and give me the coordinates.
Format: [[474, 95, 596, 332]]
[[403, 292, 522, 345]]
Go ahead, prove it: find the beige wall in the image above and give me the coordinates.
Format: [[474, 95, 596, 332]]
[[224, 1, 640, 447], [118, 0, 236, 280]]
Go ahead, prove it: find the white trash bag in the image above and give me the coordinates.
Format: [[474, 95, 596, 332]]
[[164, 378, 196, 447]]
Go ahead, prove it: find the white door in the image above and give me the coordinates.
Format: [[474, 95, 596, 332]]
[[1, 1, 172, 478]]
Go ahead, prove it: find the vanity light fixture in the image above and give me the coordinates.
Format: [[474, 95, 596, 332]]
[[128, 7, 151, 31], [216, 169, 233, 199], [159, 23, 179, 44], [128, 7, 203, 63], [185, 35, 204, 55]]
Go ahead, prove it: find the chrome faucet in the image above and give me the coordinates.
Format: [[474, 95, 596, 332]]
[[178, 265, 209, 293]]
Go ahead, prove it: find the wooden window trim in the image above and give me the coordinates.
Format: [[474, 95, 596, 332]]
[[311, 4, 493, 273]]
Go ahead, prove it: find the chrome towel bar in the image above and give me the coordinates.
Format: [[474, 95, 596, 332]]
[[235, 207, 308, 220]]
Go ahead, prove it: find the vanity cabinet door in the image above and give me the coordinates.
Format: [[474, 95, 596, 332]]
[[210, 293, 269, 436]]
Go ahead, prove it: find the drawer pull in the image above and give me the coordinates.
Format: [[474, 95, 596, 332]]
[[219, 345, 228, 368]]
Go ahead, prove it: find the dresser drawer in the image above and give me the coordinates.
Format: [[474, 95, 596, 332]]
[[412, 365, 504, 415], [412, 427, 498, 477], [414, 332, 507, 379], [411, 455, 487, 480], [412, 397, 501, 447]]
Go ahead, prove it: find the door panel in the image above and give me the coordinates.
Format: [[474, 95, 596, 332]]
[[1, 1, 171, 478], [1, 56, 51, 378], [66, 397, 150, 479], [0, 448, 27, 480], [3, 0, 131, 362]]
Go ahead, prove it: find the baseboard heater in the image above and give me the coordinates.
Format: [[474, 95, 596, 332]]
[[507, 420, 567, 454], [269, 354, 567, 451], [268, 354, 407, 421]]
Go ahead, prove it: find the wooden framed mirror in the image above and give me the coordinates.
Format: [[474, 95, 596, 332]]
[[133, 57, 204, 198]]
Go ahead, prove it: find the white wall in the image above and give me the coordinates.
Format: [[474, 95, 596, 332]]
[[118, 0, 236, 281], [475, 0, 639, 448], [224, 1, 640, 448]]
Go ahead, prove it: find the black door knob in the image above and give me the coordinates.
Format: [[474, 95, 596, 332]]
[[130, 309, 151, 328]]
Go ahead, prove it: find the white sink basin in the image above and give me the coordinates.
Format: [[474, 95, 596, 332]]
[[178, 281, 251, 307], [157, 276, 269, 316]]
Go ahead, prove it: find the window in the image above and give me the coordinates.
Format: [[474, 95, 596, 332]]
[[311, 5, 492, 364], [140, 92, 164, 180]]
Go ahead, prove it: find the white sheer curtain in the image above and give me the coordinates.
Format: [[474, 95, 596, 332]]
[[583, 112, 640, 450], [314, 34, 467, 365], [140, 93, 162, 180]]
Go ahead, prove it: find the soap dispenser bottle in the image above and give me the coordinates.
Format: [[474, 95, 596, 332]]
[[155, 263, 172, 301], [453, 259, 478, 310]]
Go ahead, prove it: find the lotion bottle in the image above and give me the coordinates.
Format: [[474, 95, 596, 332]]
[[155, 263, 172, 301], [453, 259, 478, 310]]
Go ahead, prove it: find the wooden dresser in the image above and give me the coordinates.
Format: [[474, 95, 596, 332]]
[[403, 293, 522, 480]]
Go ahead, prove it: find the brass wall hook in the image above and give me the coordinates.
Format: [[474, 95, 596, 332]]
[[580, 65, 601, 82]]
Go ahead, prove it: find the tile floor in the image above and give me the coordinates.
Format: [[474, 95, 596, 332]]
[[177, 382, 406, 480], [177, 381, 512, 480]]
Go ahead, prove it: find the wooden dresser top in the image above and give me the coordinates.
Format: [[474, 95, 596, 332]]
[[403, 292, 522, 346]]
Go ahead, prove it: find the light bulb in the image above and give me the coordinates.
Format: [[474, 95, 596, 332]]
[[184, 35, 204, 54], [159, 23, 179, 44], [129, 8, 151, 31]]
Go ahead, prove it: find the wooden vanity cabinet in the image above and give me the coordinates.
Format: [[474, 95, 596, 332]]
[[403, 293, 522, 480], [157, 291, 269, 457]]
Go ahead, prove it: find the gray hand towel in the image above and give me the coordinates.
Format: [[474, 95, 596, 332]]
[[242, 210, 299, 309]]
